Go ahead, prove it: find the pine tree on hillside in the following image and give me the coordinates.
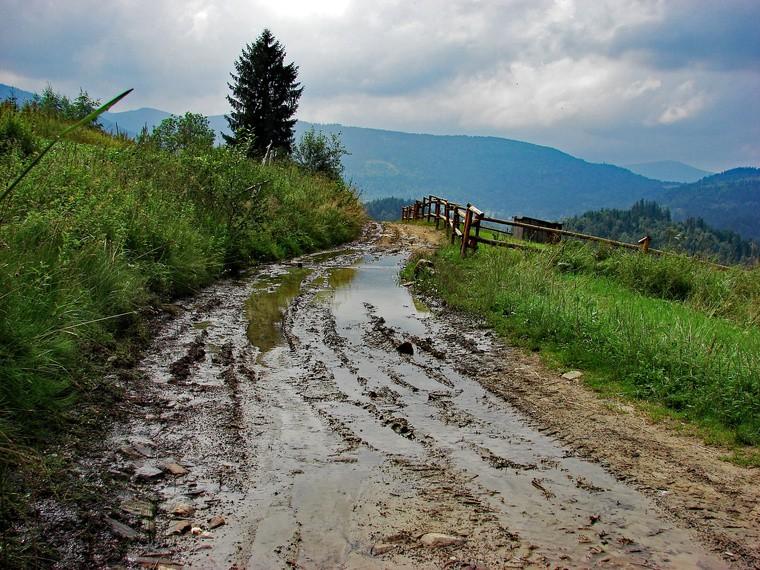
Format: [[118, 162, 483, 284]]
[[224, 29, 303, 158]]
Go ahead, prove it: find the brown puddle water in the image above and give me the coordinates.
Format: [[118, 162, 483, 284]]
[[126, 241, 727, 569], [245, 267, 312, 356]]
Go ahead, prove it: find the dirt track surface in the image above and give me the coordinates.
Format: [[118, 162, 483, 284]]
[[105, 222, 754, 569]]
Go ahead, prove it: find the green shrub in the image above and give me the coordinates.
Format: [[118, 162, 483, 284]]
[[0, 109, 36, 157]]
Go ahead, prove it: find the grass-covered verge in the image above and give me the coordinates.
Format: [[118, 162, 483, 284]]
[[404, 231, 760, 464], [0, 105, 364, 566]]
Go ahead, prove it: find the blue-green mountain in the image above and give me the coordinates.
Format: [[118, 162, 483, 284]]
[[625, 160, 712, 183], [3, 84, 757, 239], [662, 168, 760, 240]]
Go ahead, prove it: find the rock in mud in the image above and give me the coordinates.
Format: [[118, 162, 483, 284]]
[[167, 520, 192, 536], [561, 370, 583, 380], [208, 515, 225, 529], [105, 516, 139, 540], [397, 341, 414, 355], [160, 303, 185, 316], [135, 464, 164, 480], [120, 443, 153, 459], [419, 533, 466, 548], [132, 442, 155, 457], [163, 462, 189, 476], [171, 503, 195, 517], [371, 542, 397, 555], [121, 499, 154, 517]]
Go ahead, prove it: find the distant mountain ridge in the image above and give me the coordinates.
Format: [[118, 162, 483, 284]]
[[301, 123, 666, 220], [662, 168, 760, 240], [0, 84, 34, 104], [3, 83, 757, 240], [625, 160, 712, 184]]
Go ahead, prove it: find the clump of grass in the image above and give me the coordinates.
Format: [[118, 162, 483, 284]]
[[546, 241, 760, 326], [410, 240, 760, 448]]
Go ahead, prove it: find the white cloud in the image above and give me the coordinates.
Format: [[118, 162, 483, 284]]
[[268, 0, 350, 19], [658, 95, 705, 124], [657, 80, 707, 124], [0, 0, 757, 169], [622, 78, 661, 99]]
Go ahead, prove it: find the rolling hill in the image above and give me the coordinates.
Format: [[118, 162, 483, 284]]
[[625, 160, 712, 183], [4, 83, 758, 238], [662, 168, 760, 240], [300, 123, 666, 219]]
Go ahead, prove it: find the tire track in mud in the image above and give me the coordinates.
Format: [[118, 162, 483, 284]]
[[110, 223, 729, 569]]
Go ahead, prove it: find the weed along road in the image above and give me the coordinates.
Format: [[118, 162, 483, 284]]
[[112, 223, 730, 569]]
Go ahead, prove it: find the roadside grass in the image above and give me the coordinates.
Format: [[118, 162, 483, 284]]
[[405, 232, 760, 460], [0, 106, 365, 566]]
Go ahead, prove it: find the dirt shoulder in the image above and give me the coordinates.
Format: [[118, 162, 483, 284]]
[[391, 222, 760, 568]]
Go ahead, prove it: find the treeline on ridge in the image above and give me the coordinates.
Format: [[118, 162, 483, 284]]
[[565, 200, 759, 265], [364, 196, 407, 221]]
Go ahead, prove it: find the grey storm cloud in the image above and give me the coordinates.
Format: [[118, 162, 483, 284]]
[[610, 0, 760, 71], [1, 0, 758, 170]]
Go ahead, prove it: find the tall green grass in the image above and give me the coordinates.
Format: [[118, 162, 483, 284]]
[[410, 239, 760, 446], [0, 104, 364, 453]]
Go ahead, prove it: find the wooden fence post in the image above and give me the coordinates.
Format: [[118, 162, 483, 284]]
[[473, 210, 482, 251], [451, 207, 459, 245], [435, 199, 441, 229], [461, 205, 473, 257], [638, 235, 651, 253]]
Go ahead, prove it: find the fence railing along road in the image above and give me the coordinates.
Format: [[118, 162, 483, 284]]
[[402, 194, 676, 260]]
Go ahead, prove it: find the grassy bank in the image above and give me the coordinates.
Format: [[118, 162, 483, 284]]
[[406, 229, 760, 454], [0, 104, 364, 564]]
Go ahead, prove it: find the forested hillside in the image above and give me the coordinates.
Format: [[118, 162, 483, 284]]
[[364, 197, 406, 221], [662, 168, 760, 241], [565, 200, 758, 264]]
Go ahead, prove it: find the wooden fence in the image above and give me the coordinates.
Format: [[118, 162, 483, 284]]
[[402, 194, 684, 260]]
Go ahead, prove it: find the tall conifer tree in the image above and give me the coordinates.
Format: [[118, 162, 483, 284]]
[[225, 29, 303, 157]]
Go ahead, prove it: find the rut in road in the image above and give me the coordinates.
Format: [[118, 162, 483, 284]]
[[115, 224, 727, 569]]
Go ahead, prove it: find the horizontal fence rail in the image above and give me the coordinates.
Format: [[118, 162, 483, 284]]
[[401, 195, 729, 269]]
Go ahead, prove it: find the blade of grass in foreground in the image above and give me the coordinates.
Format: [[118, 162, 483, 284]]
[[0, 88, 133, 206]]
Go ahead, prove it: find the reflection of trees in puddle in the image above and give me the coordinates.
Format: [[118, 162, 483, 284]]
[[246, 268, 312, 355], [314, 267, 359, 303], [327, 267, 357, 290]]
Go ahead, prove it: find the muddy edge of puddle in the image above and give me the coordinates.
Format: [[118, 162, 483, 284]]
[[99, 222, 741, 569]]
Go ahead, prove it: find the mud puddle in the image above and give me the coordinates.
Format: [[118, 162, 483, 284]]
[[112, 225, 728, 569]]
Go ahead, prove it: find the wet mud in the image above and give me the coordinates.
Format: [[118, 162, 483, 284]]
[[109, 223, 735, 569]]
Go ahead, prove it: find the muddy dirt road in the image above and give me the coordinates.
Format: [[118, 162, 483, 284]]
[[110, 223, 734, 569]]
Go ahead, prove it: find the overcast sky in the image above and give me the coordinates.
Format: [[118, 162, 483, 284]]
[[1, 0, 758, 170]]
